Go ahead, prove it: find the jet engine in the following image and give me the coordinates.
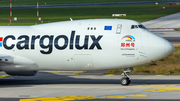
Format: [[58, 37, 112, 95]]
[[5, 70, 38, 76]]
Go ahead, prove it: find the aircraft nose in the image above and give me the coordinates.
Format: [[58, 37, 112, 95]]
[[143, 32, 174, 61], [164, 41, 174, 56]]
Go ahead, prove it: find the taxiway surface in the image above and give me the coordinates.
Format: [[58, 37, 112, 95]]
[[153, 31, 180, 44], [142, 12, 180, 28], [1, 72, 180, 101]]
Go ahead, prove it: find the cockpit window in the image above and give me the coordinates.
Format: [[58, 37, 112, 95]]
[[131, 25, 138, 29], [138, 25, 147, 29], [131, 25, 147, 29]]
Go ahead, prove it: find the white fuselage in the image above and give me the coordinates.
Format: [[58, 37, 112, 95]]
[[0, 19, 174, 72]]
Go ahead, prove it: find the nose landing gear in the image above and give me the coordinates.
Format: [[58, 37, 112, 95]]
[[120, 68, 133, 86]]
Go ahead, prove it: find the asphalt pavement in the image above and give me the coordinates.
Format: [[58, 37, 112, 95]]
[[1, 72, 180, 101], [142, 12, 180, 29]]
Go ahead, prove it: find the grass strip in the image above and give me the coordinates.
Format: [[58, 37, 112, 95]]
[[1, 3, 180, 26], [175, 28, 180, 31], [0, 0, 169, 7]]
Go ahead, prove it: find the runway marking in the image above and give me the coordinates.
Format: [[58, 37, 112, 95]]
[[75, 71, 87, 76], [106, 96, 126, 98], [106, 74, 114, 76], [146, 88, 180, 92], [20, 94, 148, 101], [125, 94, 148, 97], [73, 72, 82, 74], [51, 72, 60, 74], [132, 85, 176, 87], [156, 75, 164, 76], [0, 75, 11, 78], [103, 94, 148, 98], [82, 73, 103, 75], [20, 95, 105, 101]]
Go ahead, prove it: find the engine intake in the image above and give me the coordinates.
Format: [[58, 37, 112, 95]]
[[5, 71, 38, 76]]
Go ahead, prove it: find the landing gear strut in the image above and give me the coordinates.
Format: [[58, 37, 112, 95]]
[[120, 68, 133, 86]]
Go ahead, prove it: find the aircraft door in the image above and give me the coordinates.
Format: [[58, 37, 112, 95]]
[[119, 26, 146, 66], [116, 24, 122, 34]]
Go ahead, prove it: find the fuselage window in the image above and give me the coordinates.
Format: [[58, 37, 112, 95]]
[[87, 27, 96, 30], [116, 24, 122, 34]]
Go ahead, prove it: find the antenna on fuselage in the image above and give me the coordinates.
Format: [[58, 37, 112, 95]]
[[70, 18, 73, 21]]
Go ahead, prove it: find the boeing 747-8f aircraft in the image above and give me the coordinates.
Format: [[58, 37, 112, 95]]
[[0, 19, 174, 85]]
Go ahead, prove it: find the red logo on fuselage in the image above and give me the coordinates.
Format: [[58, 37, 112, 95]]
[[121, 43, 135, 47]]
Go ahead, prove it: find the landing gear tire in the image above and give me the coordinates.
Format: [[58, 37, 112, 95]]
[[120, 77, 131, 86], [120, 67, 133, 86]]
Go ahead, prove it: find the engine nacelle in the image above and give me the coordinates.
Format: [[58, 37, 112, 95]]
[[5, 70, 38, 76]]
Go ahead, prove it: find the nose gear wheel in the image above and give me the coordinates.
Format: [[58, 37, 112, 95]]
[[120, 68, 133, 86]]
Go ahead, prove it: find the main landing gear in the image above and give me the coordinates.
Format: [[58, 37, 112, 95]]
[[120, 68, 133, 86]]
